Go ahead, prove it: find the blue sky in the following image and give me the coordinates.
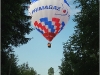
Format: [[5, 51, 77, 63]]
[[14, 0, 80, 75]]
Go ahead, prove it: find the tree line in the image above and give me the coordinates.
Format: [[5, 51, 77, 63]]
[[1, 0, 55, 74], [1, 0, 34, 74], [58, 0, 99, 75]]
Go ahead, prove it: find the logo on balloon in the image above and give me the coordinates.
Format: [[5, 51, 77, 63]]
[[32, 5, 61, 14], [55, 0, 70, 16]]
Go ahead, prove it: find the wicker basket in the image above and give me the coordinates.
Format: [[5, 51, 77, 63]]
[[48, 43, 51, 48]]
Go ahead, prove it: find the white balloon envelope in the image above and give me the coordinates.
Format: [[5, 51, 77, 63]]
[[28, 0, 70, 42]]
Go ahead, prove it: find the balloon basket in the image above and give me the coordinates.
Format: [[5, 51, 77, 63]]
[[47, 42, 51, 48]]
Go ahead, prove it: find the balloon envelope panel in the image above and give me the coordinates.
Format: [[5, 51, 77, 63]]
[[28, 0, 70, 42]]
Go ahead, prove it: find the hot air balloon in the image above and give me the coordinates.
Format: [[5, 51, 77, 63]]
[[28, 0, 70, 48]]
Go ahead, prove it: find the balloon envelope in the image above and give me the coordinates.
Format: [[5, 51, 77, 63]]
[[28, 0, 70, 42]]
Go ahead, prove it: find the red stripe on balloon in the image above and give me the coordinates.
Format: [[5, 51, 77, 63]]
[[55, 23, 61, 34], [52, 17, 61, 35], [52, 17, 60, 22], [34, 21, 49, 33]]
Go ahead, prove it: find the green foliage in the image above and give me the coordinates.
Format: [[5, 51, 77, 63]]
[[1, 50, 20, 75], [48, 67, 54, 75], [18, 62, 37, 75], [59, 0, 99, 75], [1, 0, 33, 51], [1, 0, 33, 75]]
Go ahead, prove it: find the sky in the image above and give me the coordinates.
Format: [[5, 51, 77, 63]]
[[14, 0, 80, 75]]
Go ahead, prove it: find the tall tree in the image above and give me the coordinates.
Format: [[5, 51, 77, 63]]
[[48, 67, 54, 75], [1, 0, 33, 75], [1, 0, 33, 51], [59, 0, 99, 75]]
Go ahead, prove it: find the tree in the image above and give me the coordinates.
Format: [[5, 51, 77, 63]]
[[1, 0, 33, 51], [1, 0, 33, 75], [59, 0, 99, 75], [18, 62, 37, 75], [48, 67, 54, 75], [1, 51, 20, 75]]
